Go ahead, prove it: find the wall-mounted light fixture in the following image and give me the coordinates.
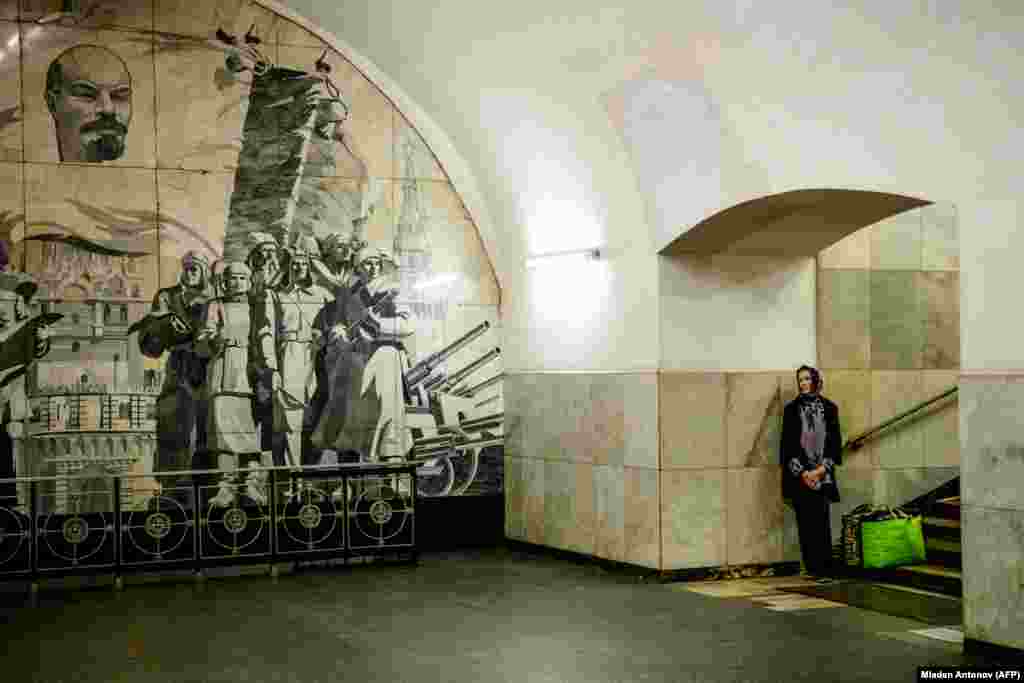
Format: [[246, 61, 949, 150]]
[[413, 272, 459, 290], [525, 246, 602, 268]]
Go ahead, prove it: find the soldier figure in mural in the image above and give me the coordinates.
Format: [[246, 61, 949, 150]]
[[267, 236, 331, 469], [196, 261, 273, 507], [247, 232, 283, 461], [132, 251, 212, 507], [309, 233, 410, 463], [0, 274, 55, 507], [45, 45, 132, 163]]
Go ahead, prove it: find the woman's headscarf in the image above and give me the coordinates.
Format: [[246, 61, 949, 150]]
[[795, 365, 828, 468]]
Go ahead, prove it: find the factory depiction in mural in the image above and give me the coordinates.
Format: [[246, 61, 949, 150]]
[[0, 7, 503, 520]]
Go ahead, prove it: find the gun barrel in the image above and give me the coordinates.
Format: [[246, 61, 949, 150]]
[[455, 373, 504, 398], [404, 321, 490, 387], [436, 348, 500, 393]]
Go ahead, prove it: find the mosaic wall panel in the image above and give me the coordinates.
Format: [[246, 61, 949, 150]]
[[0, 0, 504, 525], [0, 22, 22, 162]]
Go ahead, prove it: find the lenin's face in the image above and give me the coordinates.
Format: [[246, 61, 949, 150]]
[[47, 46, 132, 163]]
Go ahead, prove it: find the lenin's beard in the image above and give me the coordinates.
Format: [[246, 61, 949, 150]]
[[80, 116, 128, 162]]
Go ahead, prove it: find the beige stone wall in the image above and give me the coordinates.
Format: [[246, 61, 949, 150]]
[[816, 203, 960, 536]]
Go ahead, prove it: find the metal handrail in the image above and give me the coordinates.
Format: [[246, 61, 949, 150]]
[[844, 385, 958, 451]]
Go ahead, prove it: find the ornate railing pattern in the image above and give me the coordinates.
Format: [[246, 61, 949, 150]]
[[0, 463, 417, 583]]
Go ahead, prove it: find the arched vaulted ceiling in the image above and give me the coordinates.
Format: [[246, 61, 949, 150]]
[[277, 0, 1022, 290]]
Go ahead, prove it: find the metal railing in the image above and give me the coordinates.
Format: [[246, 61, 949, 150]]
[[844, 385, 958, 451], [0, 462, 418, 584]]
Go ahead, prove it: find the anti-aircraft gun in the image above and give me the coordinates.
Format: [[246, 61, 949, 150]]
[[371, 320, 505, 497]]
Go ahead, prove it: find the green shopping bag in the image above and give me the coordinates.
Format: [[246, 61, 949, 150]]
[[860, 515, 927, 569]]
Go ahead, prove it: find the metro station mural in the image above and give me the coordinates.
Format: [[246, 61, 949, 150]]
[[0, 6, 503, 524]]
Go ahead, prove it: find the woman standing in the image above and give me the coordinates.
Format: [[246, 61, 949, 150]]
[[781, 365, 843, 581]]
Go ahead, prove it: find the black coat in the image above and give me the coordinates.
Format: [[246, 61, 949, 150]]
[[780, 396, 842, 503]]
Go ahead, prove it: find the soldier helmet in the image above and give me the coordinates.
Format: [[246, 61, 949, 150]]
[[222, 261, 252, 278], [181, 250, 210, 270], [248, 232, 279, 249], [290, 235, 321, 260]]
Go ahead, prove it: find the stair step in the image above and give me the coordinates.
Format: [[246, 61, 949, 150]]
[[880, 564, 963, 598], [925, 537, 961, 553], [900, 564, 961, 579], [923, 516, 960, 530]]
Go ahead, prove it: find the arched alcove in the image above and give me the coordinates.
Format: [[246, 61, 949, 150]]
[[660, 189, 931, 257]]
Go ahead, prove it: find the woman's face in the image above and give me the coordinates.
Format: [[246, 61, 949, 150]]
[[798, 370, 815, 394]]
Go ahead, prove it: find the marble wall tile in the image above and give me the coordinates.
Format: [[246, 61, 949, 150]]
[[873, 466, 959, 507], [0, 1, 15, 19], [726, 467, 784, 565], [869, 207, 922, 270], [777, 370, 799, 407], [557, 373, 594, 464], [829, 467, 876, 542], [156, 169, 233, 286], [817, 226, 871, 270], [817, 269, 870, 369], [962, 504, 1024, 651], [593, 464, 625, 562], [395, 111, 446, 181], [0, 23, 21, 162], [0, 162, 23, 269], [154, 37, 255, 171], [24, 164, 159, 298], [521, 373, 551, 460], [623, 467, 659, 568], [869, 371, 924, 469], [661, 468, 726, 570], [870, 270, 924, 369], [530, 374, 568, 462], [22, 26, 156, 167], [659, 372, 726, 469], [919, 271, 960, 369], [23, 0, 153, 30], [821, 370, 873, 468], [623, 372, 658, 469], [725, 373, 782, 469], [504, 455, 525, 540], [961, 377, 1024, 512], [154, 0, 280, 42], [523, 457, 545, 545], [585, 374, 626, 468], [920, 370, 960, 469], [567, 463, 596, 556], [543, 460, 574, 551], [503, 375, 524, 460], [277, 46, 394, 180], [781, 504, 801, 562], [920, 201, 959, 271]]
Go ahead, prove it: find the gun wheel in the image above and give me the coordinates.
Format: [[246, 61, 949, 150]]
[[448, 447, 480, 496]]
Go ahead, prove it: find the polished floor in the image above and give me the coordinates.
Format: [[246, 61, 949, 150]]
[[0, 546, 1007, 682]]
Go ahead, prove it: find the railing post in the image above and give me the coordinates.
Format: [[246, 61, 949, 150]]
[[410, 465, 418, 565], [112, 476, 123, 591], [29, 480, 38, 594], [269, 467, 278, 578], [192, 477, 203, 582]]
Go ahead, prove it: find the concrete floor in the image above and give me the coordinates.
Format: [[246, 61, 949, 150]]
[[0, 546, 1002, 682]]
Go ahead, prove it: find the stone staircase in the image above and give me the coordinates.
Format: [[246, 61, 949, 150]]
[[882, 496, 962, 597]]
